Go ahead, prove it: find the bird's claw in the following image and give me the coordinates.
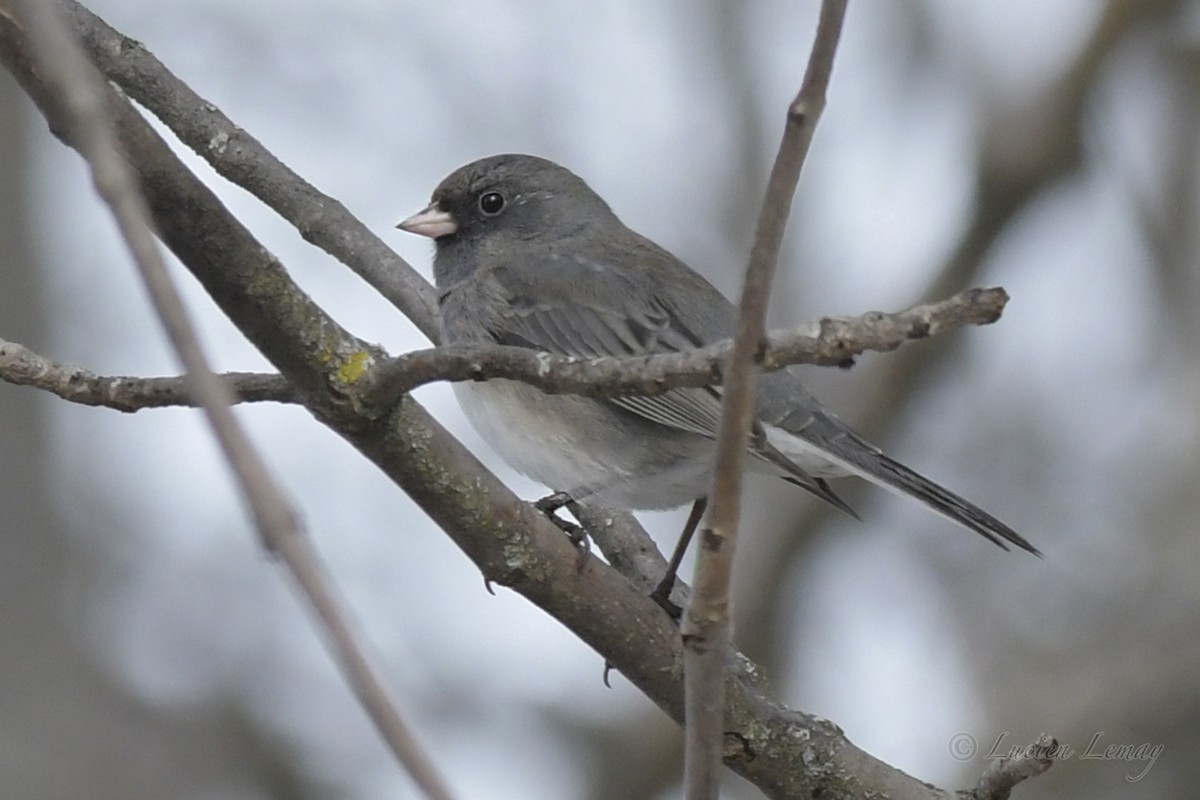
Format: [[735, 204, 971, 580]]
[[533, 491, 572, 515], [534, 492, 591, 570], [649, 578, 683, 620]]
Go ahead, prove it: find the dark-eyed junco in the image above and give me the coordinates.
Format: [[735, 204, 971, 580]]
[[399, 154, 1038, 556]]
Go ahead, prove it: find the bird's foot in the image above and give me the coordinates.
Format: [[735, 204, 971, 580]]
[[534, 491, 591, 569], [533, 491, 572, 515], [648, 576, 683, 621]]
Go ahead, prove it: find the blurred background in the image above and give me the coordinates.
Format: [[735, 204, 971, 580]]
[[2, 0, 1198, 797]]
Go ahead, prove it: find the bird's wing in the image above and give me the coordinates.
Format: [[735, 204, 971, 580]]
[[485, 255, 728, 439], [483, 249, 863, 517]]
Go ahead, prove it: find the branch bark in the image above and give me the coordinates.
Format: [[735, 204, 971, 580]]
[[0, 337, 295, 410], [59, 0, 441, 341], [0, 287, 1008, 414], [682, 3, 847, 797], [5, 4, 456, 798], [367, 287, 1007, 405], [958, 734, 1059, 800]]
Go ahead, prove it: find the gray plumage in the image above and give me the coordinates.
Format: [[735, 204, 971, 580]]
[[398, 154, 1038, 555]]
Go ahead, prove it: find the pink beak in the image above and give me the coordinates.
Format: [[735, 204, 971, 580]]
[[397, 204, 458, 239]]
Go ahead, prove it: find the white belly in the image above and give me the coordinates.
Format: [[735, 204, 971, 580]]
[[454, 380, 716, 509]]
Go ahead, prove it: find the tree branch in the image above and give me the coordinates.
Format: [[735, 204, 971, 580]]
[[368, 286, 1008, 404], [737, 0, 1187, 686], [59, 0, 441, 342], [0, 338, 295, 411], [958, 734, 1058, 800], [682, 3, 848, 797], [1, 287, 1008, 413], [5, 4, 456, 798]]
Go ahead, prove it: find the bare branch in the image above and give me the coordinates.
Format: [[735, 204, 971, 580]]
[[737, 0, 1188, 684], [568, 501, 677, 597], [682, 2, 848, 798], [59, 0, 441, 342], [0, 338, 294, 411], [2, 287, 1008, 413], [5, 4, 455, 798], [958, 734, 1059, 800], [11, 0, 295, 564], [368, 287, 1008, 404]]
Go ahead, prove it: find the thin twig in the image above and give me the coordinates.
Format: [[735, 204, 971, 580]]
[[681, 3, 849, 798], [0, 338, 295, 410], [9, 3, 456, 798], [959, 734, 1059, 800], [59, 0, 440, 342], [1, 287, 1009, 413], [367, 287, 1007, 404], [736, 0, 1185, 682]]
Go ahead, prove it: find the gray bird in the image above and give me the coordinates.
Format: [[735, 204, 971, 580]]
[[398, 154, 1039, 560]]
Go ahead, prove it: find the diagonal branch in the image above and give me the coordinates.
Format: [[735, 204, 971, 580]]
[[958, 734, 1059, 800], [5, 4, 456, 798], [58, 0, 441, 342], [682, 2, 848, 798]]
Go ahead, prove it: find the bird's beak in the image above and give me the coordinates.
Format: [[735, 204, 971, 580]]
[[397, 203, 458, 239]]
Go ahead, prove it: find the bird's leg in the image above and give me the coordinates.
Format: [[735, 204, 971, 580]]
[[534, 491, 590, 568], [649, 497, 708, 619]]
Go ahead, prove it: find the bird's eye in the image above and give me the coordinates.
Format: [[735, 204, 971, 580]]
[[478, 191, 505, 215]]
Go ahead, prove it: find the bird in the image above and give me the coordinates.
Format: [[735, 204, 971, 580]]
[[397, 153, 1040, 579]]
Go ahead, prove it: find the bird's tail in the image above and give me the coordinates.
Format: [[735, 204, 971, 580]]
[[835, 445, 1039, 555], [765, 419, 1041, 556]]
